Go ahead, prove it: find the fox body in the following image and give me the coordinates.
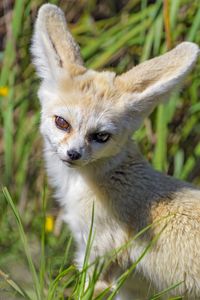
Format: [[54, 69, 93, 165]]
[[32, 4, 200, 299]]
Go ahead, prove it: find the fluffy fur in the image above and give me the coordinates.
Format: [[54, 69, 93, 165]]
[[32, 4, 200, 299]]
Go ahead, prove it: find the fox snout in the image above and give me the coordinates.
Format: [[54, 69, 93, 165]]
[[67, 149, 82, 161]]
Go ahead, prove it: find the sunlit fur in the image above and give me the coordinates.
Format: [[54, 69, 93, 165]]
[[32, 4, 200, 299]]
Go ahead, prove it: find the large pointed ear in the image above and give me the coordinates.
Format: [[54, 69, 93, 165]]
[[31, 4, 85, 80], [115, 42, 199, 118]]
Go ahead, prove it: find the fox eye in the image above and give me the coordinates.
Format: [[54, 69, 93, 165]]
[[55, 116, 70, 131], [91, 132, 111, 143]]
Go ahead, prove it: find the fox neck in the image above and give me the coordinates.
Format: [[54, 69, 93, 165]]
[[79, 140, 152, 226], [80, 139, 188, 232]]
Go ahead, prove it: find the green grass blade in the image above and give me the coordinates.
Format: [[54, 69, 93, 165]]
[[0, 269, 31, 299], [2, 187, 41, 300], [58, 235, 73, 274], [39, 186, 47, 299], [149, 281, 183, 300], [153, 104, 168, 172], [173, 150, 184, 178], [47, 266, 76, 300], [76, 203, 95, 298], [187, 6, 200, 42]]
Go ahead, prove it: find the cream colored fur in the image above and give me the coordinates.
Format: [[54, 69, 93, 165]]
[[31, 4, 200, 299]]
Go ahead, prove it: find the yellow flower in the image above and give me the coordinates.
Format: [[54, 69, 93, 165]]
[[0, 86, 9, 97], [45, 215, 54, 233]]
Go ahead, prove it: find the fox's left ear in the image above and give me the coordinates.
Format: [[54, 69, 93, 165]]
[[115, 42, 199, 120], [31, 4, 85, 80]]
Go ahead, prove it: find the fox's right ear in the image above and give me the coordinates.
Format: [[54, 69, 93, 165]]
[[31, 4, 85, 80]]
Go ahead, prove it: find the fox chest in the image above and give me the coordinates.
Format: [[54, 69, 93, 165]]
[[46, 156, 129, 263], [62, 175, 94, 246], [59, 173, 128, 264]]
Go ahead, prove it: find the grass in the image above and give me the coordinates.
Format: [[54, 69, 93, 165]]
[[0, 0, 199, 299], [2, 187, 183, 300]]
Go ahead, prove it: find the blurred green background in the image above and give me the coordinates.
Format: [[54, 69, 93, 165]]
[[0, 0, 200, 299]]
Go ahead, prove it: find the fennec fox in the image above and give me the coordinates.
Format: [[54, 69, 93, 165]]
[[32, 4, 200, 299]]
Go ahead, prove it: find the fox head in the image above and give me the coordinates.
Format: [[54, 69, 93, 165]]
[[32, 4, 199, 168]]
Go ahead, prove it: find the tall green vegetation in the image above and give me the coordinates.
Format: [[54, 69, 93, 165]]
[[0, 1, 199, 299]]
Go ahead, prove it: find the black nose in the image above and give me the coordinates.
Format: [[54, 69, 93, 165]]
[[67, 149, 81, 161]]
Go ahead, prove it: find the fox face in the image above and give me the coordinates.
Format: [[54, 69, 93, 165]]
[[39, 71, 134, 167], [32, 4, 199, 168]]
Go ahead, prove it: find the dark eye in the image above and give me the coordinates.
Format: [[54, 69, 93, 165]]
[[55, 116, 70, 131], [91, 132, 111, 143]]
